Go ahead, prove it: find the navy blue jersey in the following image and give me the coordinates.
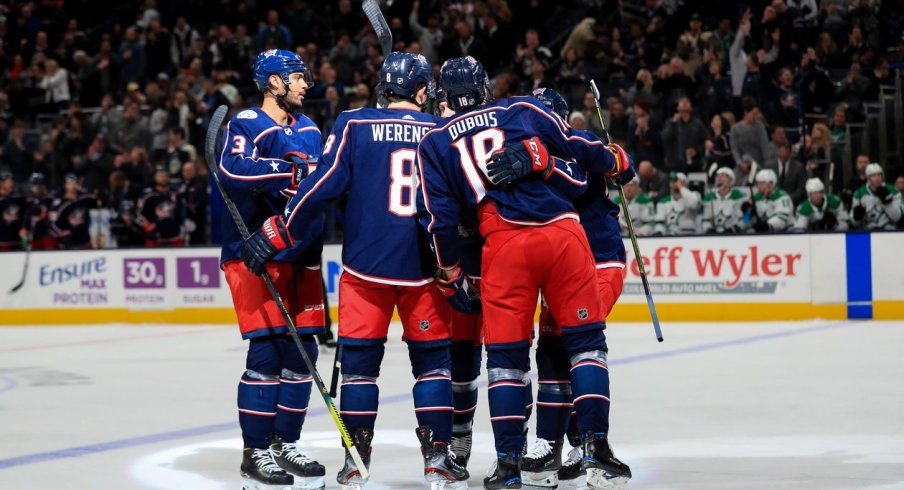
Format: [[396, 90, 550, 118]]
[[217, 107, 323, 265], [285, 107, 439, 284], [417, 96, 618, 268], [567, 129, 626, 266]]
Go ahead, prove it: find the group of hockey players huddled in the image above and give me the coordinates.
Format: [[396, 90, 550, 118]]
[[222, 48, 636, 490], [616, 162, 902, 236]]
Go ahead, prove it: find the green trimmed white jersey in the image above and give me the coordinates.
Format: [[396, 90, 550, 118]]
[[614, 192, 656, 236], [851, 184, 902, 230], [753, 188, 794, 231], [655, 187, 701, 235], [793, 193, 849, 231], [702, 188, 747, 233]]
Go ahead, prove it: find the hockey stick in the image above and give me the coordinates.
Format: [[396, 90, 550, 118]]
[[329, 344, 341, 398], [589, 80, 663, 342], [8, 234, 31, 294], [205, 105, 369, 477], [362, 0, 393, 57]]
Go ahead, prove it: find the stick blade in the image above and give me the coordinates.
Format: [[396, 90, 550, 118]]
[[362, 0, 393, 56]]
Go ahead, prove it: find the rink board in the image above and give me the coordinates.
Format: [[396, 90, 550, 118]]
[[0, 232, 899, 324]]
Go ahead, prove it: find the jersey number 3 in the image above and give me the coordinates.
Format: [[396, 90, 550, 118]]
[[389, 149, 417, 217]]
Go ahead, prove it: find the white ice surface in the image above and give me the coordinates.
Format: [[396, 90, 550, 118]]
[[1, 320, 903, 489]]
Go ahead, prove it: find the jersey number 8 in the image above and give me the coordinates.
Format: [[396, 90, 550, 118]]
[[389, 149, 417, 216]]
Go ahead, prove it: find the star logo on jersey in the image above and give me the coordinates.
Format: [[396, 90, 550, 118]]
[[284, 127, 294, 136], [284, 207, 291, 217], [270, 162, 280, 172]]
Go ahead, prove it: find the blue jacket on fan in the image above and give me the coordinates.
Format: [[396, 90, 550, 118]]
[[217, 107, 323, 266]]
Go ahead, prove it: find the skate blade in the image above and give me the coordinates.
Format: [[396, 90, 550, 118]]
[[290, 476, 325, 490], [242, 477, 292, 490], [427, 479, 469, 489], [557, 475, 588, 490], [585, 469, 628, 490], [340, 484, 367, 490], [522, 471, 558, 488]]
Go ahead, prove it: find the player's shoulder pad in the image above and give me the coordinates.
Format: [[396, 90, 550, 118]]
[[293, 112, 320, 131], [657, 195, 672, 204], [636, 193, 653, 204], [796, 201, 813, 216], [886, 183, 900, 195], [702, 192, 715, 202], [729, 188, 746, 200], [753, 192, 763, 202], [827, 193, 842, 209], [771, 188, 788, 200], [853, 185, 869, 198]]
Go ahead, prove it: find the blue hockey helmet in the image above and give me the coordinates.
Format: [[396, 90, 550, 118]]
[[532, 87, 569, 120], [252, 49, 313, 92], [440, 56, 491, 112], [379, 52, 436, 101]]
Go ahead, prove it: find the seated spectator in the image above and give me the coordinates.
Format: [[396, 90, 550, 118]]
[[637, 160, 670, 203], [851, 164, 902, 231], [614, 177, 656, 236], [568, 111, 587, 130], [793, 178, 849, 232], [654, 172, 701, 236], [138, 167, 185, 246], [895, 175, 904, 195], [661, 97, 708, 172], [705, 114, 733, 178], [802, 122, 833, 181], [702, 167, 747, 233], [515, 29, 553, 79], [605, 99, 630, 145], [751, 169, 794, 232], [623, 68, 658, 109], [766, 141, 807, 205]]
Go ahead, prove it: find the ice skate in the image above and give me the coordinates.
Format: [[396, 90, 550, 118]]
[[271, 436, 326, 490], [450, 426, 474, 469], [556, 446, 587, 489], [522, 438, 563, 488], [483, 452, 522, 489], [337, 428, 373, 490], [580, 433, 630, 489], [241, 447, 294, 490], [416, 425, 470, 489]]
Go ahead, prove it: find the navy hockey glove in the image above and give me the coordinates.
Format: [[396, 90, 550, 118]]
[[873, 185, 892, 204], [606, 143, 636, 186], [240, 216, 295, 276], [485, 136, 553, 187], [435, 267, 481, 314], [284, 151, 310, 189]]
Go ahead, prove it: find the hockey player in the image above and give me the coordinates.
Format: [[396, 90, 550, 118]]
[[751, 169, 794, 232], [219, 49, 327, 490], [482, 87, 630, 489], [654, 172, 701, 235], [851, 163, 902, 230], [614, 177, 656, 236], [702, 167, 747, 233], [52, 173, 98, 249], [138, 167, 186, 247], [0, 172, 25, 251], [24, 173, 58, 250], [793, 178, 849, 231], [238, 52, 469, 489], [417, 57, 633, 489]]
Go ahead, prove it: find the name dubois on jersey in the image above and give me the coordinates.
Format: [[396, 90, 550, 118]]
[[371, 123, 431, 143], [448, 112, 499, 140]]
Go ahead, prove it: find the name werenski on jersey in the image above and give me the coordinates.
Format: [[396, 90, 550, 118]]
[[448, 111, 499, 140], [371, 123, 431, 143]]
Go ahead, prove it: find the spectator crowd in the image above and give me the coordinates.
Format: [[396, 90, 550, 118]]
[[1, 0, 903, 251]]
